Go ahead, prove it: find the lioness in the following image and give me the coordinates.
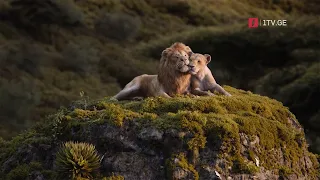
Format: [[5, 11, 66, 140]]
[[112, 42, 193, 100], [189, 53, 232, 96]]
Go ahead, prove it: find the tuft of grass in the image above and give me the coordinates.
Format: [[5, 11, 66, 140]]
[[55, 141, 101, 180]]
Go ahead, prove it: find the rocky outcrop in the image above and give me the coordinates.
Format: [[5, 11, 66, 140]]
[[0, 87, 319, 180]]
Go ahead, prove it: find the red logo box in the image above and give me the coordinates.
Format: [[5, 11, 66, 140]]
[[248, 18, 259, 28]]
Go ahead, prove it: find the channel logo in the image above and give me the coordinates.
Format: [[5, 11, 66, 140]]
[[248, 18, 259, 28], [248, 18, 287, 28]]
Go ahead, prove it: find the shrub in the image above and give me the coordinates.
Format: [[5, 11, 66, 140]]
[[55, 141, 101, 179], [121, 0, 154, 16], [59, 40, 100, 74], [2, 41, 54, 77], [0, 0, 10, 12], [8, 0, 84, 26], [53, 0, 85, 25], [6, 162, 44, 180], [94, 12, 141, 41], [0, 78, 41, 138]]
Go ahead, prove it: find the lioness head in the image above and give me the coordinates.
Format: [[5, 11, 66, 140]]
[[161, 42, 193, 73], [188, 53, 211, 75]]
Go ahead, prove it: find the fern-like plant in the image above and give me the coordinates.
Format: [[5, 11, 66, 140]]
[[55, 141, 101, 180]]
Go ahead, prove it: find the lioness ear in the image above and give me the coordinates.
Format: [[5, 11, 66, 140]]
[[204, 54, 211, 64]]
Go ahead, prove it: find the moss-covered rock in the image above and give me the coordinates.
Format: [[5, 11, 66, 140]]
[[0, 87, 319, 179]]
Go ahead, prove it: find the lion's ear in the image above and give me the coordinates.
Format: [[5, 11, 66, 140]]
[[204, 54, 211, 64], [162, 48, 172, 57]]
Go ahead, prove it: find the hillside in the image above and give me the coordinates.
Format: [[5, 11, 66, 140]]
[[0, 0, 320, 154], [0, 87, 319, 179]]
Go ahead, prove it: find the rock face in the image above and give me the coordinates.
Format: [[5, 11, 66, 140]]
[[0, 87, 319, 180]]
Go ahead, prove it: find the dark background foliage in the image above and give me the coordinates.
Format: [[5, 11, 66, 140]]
[[0, 0, 319, 154]]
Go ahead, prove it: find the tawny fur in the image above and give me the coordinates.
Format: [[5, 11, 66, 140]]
[[112, 42, 193, 100], [189, 53, 232, 96], [158, 42, 193, 96], [112, 74, 170, 100]]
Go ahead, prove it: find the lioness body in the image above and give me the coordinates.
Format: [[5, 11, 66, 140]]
[[112, 42, 193, 100], [189, 53, 231, 96]]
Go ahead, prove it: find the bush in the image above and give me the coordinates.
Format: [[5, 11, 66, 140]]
[[3, 42, 54, 77], [95, 12, 141, 41], [0, 78, 41, 138], [59, 40, 100, 74], [0, 0, 10, 12], [55, 141, 101, 179], [7, 0, 84, 26]]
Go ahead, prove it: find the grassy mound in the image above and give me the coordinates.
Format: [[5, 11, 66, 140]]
[[0, 87, 318, 179]]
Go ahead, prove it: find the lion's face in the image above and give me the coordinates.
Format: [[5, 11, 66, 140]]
[[161, 44, 193, 73], [170, 49, 191, 73], [188, 53, 211, 75]]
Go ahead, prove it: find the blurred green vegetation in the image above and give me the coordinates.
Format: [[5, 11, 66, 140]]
[[0, 0, 319, 154]]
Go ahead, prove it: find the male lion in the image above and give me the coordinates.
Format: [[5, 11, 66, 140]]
[[112, 42, 193, 100], [158, 42, 193, 96], [189, 53, 232, 96]]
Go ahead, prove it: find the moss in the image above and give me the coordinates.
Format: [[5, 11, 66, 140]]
[[69, 108, 98, 119], [0, 129, 52, 161], [314, 153, 320, 177], [1, 86, 319, 178], [6, 161, 50, 180], [232, 156, 259, 174], [166, 153, 199, 180], [279, 166, 293, 178], [65, 115, 72, 120], [247, 150, 256, 161], [102, 174, 125, 180], [85, 102, 141, 126], [113, 86, 306, 175], [6, 164, 30, 180]]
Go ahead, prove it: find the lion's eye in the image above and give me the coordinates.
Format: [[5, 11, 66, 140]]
[[181, 59, 184, 61], [198, 60, 200, 63]]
